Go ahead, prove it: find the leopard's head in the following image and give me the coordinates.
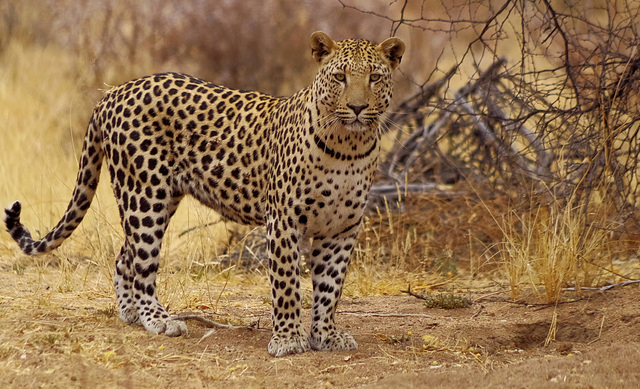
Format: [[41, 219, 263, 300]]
[[310, 31, 405, 132]]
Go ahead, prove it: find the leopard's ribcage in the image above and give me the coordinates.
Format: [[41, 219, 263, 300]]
[[173, 157, 267, 226]]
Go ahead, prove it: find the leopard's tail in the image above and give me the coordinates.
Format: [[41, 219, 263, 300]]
[[4, 109, 103, 255]]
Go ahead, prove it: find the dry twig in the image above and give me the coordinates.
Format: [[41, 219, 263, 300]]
[[171, 313, 265, 331]]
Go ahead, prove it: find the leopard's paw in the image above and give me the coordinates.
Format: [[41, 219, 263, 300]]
[[310, 330, 358, 352], [142, 317, 188, 337], [119, 306, 140, 324], [268, 332, 310, 357]]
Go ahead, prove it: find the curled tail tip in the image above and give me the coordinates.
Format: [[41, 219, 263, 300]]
[[4, 201, 22, 229], [4, 201, 37, 255], [5, 200, 22, 214]]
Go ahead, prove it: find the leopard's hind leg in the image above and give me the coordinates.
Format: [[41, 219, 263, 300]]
[[113, 184, 186, 336], [114, 240, 139, 324]]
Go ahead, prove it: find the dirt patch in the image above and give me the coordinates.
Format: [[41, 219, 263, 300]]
[[1, 270, 639, 388]]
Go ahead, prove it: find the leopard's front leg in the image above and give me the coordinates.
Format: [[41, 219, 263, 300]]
[[265, 217, 310, 357], [308, 235, 358, 352]]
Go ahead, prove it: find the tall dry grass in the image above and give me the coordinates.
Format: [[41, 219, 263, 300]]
[[499, 195, 617, 303]]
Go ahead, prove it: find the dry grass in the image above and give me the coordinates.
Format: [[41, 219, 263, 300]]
[[499, 196, 617, 303]]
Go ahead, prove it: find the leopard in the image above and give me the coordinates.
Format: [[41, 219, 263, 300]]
[[4, 31, 405, 357]]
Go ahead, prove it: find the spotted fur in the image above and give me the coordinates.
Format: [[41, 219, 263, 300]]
[[3, 32, 405, 357]]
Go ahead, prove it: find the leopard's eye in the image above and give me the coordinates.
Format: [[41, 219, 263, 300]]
[[334, 73, 346, 82], [369, 73, 381, 82]]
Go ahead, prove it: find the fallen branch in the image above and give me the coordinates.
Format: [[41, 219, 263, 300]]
[[371, 183, 438, 194], [562, 279, 640, 291], [339, 311, 433, 318], [171, 313, 266, 331], [369, 183, 460, 199], [400, 285, 471, 309], [470, 304, 484, 319], [400, 285, 429, 301]]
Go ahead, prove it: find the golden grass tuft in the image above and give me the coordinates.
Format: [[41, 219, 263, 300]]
[[499, 191, 626, 303]]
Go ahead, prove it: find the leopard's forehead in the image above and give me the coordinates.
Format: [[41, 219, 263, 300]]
[[334, 39, 377, 61], [328, 39, 386, 73]]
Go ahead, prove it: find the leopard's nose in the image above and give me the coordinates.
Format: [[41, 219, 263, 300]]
[[347, 103, 369, 116]]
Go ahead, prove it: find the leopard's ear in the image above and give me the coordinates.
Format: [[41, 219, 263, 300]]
[[377, 37, 405, 70], [310, 31, 337, 64]]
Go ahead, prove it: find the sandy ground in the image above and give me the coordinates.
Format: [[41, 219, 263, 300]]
[[0, 264, 639, 389]]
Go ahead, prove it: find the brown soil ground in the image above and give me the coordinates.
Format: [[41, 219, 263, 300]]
[[1, 268, 639, 389]]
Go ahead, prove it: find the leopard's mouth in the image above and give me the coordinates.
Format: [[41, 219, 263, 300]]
[[341, 119, 363, 131], [342, 117, 376, 131]]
